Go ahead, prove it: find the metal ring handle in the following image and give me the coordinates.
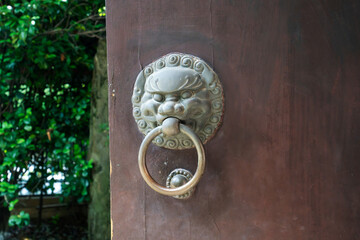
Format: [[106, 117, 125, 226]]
[[138, 122, 205, 196]]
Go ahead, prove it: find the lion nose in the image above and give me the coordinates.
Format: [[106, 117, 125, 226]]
[[160, 101, 176, 114], [174, 104, 184, 114]]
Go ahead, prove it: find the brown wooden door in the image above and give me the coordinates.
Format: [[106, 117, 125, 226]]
[[106, 1, 360, 239]]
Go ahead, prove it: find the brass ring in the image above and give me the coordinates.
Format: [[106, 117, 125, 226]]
[[138, 123, 205, 196]]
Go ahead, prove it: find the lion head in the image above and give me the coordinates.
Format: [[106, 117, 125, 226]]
[[132, 53, 223, 149]]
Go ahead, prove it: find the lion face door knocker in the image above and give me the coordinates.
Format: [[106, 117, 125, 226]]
[[132, 53, 224, 199]]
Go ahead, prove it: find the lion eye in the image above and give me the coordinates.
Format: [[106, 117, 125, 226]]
[[181, 90, 192, 99], [153, 93, 164, 102]]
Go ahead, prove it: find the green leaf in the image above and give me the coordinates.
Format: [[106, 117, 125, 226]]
[[81, 187, 87, 196], [8, 210, 30, 227], [24, 125, 32, 131], [8, 199, 19, 211], [23, 118, 31, 125], [16, 138, 25, 144], [2, 122, 13, 129]]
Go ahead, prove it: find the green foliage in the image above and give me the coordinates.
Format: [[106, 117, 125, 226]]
[[50, 214, 60, 225], [0, 0, 105, 210], [8, 211, 30, 228]]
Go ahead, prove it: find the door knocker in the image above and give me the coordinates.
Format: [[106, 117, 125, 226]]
[[132, 53, 224, 199]]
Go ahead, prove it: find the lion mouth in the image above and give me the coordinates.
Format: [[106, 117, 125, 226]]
[[156, 115, 173, 124], [156, 114, 197, 131]]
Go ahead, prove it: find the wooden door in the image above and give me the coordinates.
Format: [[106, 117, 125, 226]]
[[106, 1, 360, 239]]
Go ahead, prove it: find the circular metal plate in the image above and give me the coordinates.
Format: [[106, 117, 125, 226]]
[[166, 168, 195, 199], [132, 52, 224, 150]]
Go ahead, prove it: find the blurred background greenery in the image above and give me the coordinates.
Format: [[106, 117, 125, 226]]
[[0, 0, 108, 239]]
